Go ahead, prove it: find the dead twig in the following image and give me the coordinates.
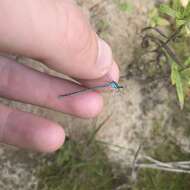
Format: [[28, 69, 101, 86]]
[[141, 26, 184, 67], [135, 155, 190, 174]]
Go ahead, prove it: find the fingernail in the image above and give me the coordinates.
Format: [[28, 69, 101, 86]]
[[97, 38, 112, 75]]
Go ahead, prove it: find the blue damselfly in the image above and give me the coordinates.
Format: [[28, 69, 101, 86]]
[[58, 81, 123, 99]]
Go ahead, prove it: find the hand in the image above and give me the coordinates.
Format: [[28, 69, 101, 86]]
[[0, 0, 119, 152]]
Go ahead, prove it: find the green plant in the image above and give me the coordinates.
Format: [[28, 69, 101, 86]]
[[160, 0, 190, 34], [144, 0, 190, 109], [149, 8, 170, 27], [38, 139, 116, 190]]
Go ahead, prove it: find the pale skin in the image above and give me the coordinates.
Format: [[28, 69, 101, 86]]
[[0, 0, 119, 153]]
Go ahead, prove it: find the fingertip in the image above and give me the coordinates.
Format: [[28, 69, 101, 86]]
[[79, 60, 120, 88], [70, 92, 104, 118], [34, 123, 65, 153], [108, 61, 120, 82]]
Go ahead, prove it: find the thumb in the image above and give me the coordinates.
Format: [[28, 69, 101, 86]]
[[0, 0, 113, 79]]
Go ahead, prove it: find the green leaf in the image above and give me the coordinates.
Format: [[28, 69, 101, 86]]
[[181, 67, 190, 88], [172, 0, 181, 10], [149, 8, 159, 18], [148, 8, 159, 27], [184, 56, 190, 66], [176, 19, 186, 27], [156, 17, 170, 26], [171, 63, 177, 85], [148, 8, 170, 27], [171, 62, 184, 109], [185, 25, 190, 36], [181, 68, 190, 92], [181, 67, 190, 77], [176, 73, 185, 109], [160, 4, 177, 18]]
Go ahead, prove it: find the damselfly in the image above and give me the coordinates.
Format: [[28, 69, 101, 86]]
[[58, 81, 123, 99]]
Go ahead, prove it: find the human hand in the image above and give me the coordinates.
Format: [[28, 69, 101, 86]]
[[0, 0, 119, 152]]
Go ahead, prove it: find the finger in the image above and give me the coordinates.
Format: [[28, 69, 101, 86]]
[[79, 61, 120, 87], [0, 0, 113, 79], [0, 57, 103, 118], [0, 104, 65, 152]]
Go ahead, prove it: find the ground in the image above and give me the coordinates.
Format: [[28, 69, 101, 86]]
[[0, 0, 189, 189]]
